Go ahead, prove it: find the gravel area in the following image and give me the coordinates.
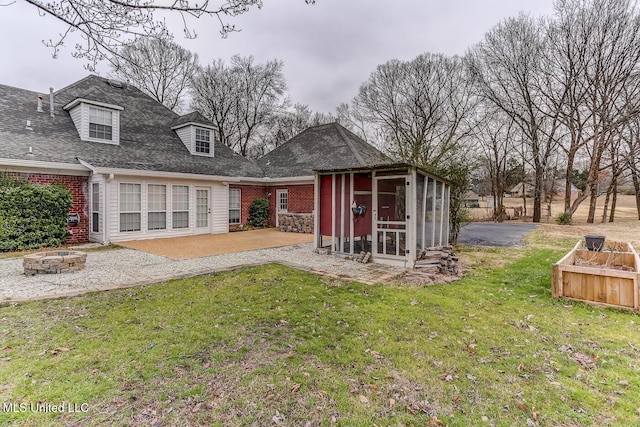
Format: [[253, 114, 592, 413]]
[[0, 244, 405, 302]]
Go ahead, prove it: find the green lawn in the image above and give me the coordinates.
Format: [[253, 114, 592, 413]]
[[1, 235, 639, 426]]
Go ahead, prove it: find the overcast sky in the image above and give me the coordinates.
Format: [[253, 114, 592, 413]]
[[0, 0, 557, 113]]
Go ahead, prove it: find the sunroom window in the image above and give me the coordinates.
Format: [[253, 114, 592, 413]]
[[119, 183, 141, 232], [172, 185, 190, 229]]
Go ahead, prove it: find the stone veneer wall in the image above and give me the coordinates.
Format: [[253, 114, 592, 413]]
[[278, 213, 314, 234]]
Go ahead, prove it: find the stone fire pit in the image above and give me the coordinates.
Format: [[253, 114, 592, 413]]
[[23, 250, 87, 276]]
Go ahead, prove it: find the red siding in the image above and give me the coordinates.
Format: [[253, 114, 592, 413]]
[[6, 172, 89, 244]]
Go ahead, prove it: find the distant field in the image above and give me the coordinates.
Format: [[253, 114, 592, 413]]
[[469, 194, 639, 224]]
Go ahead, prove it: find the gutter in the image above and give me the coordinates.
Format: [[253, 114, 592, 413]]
[[0, 157, 91, 175]]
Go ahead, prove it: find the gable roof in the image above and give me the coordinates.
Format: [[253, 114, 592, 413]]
[[256, 122, 394, 178], [0, 75, 265, 178]]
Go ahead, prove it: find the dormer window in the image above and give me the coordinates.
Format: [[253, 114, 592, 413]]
[[89, 107, 113, 140], [171, 113, 216, 157], [195, 128, 211, 154], [63, 98, 122, 145]]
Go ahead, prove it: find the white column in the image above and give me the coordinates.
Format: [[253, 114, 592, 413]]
[[331, 174, 336, 252], [313, 173, 321, 249], [340, 173, 345, 253], [349, 172, 355, 255], [422, 175, 428, 251]]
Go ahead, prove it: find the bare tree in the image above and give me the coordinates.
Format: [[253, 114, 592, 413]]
[[258, 103, 334, 155], [109, 37, 199, 113], [189, 55, 288, 157], [476, 109, 516, 221], [552, 0, 640, 222], [469, 13, 562, 223], [624, 119, 640, 219], [19, 0, 314, 69], [352, 53, 478, 168], [540, 4, 591, 213]]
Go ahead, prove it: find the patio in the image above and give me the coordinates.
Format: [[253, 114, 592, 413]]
[[119, 228, 313, 259]]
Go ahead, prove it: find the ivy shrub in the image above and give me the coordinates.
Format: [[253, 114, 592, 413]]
[[0, 176, 72, 251], [248, 198, 269, 228]]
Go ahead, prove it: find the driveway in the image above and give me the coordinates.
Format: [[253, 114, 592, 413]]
[[457, 222, 538, 247], [119, 228, 314, 259]]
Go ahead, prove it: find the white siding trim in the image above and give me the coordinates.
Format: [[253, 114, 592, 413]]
[[212, 183, 229, 234], [89, 175, 106, 244]]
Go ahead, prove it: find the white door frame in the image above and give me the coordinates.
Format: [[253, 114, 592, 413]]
[[195, 186, 212, 234], [372, 175, 409, 264], [276, 189, 288, 227]]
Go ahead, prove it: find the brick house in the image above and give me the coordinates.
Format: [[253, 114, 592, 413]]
[[0, 75, 393, 245]]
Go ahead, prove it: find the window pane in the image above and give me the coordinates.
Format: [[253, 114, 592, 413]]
[[120, 213, 141, 232], [172, 212, 189, 229], [229, 188, 241, 224], [195, 128, 211, 153], [148, 212, 167, 230], [89, 123, 113, 140], [172, 186, 189, 211], [120, 183, 141, 211], [278, 191, 288, 210], [148, 184, 166, 211], [92, 183, 100, 212], [119, 183, 141, 232], [89, 107, 113, 140], [229, 189, 241, 209], [172, 185, 189, 229], [92, 212, 99, 233], [229, 210, 240, 224], [92, 183, 100, 233]]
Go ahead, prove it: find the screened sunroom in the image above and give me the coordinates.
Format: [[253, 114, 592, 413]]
[[313, 164, 451, 268]]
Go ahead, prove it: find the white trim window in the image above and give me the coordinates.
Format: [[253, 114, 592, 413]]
[[89, 106, 113, 141], [148, 184, 167, 230], [119, 183, 141, 232], [91, 182, 100, 233], [195, 128, 211, 154], [172, 185, 190, 229], [229, 188, 241, 224]]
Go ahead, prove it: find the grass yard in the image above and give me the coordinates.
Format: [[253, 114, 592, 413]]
[[1, 229, 640, 426]]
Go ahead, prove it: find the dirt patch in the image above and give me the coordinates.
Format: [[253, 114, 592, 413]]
[[118, 228, 313, 259]]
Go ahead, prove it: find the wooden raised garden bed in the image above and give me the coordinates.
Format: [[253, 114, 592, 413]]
[[552, 240, 640, 311]]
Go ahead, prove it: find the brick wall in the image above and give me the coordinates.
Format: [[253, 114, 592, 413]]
[[8, 172, 89, 244], [229, 184, 268, 229], [230, 183, 315, 229]]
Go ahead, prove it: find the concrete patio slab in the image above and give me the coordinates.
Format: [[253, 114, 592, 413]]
[[118, 228, 314, 259]]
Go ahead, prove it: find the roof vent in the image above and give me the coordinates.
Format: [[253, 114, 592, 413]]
[[107, 79, 125, 89]]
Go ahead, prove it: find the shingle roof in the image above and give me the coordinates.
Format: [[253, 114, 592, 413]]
[[170, 111, 214, 129], [256, 122, 394, 178], [0, 75, 265, 178]]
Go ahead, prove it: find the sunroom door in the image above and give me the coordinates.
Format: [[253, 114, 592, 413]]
[[195, 187, 211, 234], [373, 176, 408, 261]]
